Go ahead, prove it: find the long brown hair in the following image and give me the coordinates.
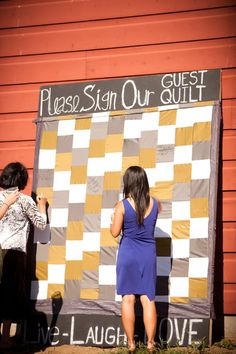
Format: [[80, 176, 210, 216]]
[[123, 166, 150, 224]]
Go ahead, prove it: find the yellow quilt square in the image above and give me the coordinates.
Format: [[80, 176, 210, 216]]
[[193, 122, 211, 142], [85, 195, 102, 214], [55, 153, 72, 171], [75, 118, 91, 130], [48, 246, 65, 264], [195, 100, 214, 107], [170, 297, 189, 304], [172, 220, 190, 239], [175, 127, 193, 146], [122, 157, 140, 174], [174, 164, 192, 183], [35, 261, 48, 280], [66, 221, 84, 240], [105, 134, 123, 152], [104, 172, 121, 190], [139, 148, 156, 168], [82, 252, 100, 270], [47, 284, 64, 299], [191, 198, 208, 217], [151, 181, 173, 200], [80, 288, 99, 300], [100, 228, 119, 247], [144, 107, 158, 113], [189, 278, 208, 298], [159, 110, 176, 125], [65, 261, 83, 280], [36, 187, 53, 204], [70, 166, 87, 184], [110, 110, 125, 116], [41, 131, 57, 149], [89, 140, 106, 157]]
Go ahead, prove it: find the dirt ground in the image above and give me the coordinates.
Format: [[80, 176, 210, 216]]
[[35, 345, 236, 354], [1, 344, 236, 354]]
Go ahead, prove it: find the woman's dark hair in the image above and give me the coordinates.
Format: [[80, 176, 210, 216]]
[[123, 165, 150, 224], [0, 162, 28, 190]]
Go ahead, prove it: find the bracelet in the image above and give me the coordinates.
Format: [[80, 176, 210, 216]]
[[3, 202, 9, 208]]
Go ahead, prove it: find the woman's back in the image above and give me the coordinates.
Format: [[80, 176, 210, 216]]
[[0, 191, 46, 252], [122, 197, 158, 243], [116, 197, 158, 300]]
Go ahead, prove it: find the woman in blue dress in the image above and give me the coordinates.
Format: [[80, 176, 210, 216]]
[[110, 166, 160, 352]]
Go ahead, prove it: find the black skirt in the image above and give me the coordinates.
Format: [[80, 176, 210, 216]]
[[0, 249, 27, 321]]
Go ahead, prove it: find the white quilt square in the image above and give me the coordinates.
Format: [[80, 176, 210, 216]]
[[189, 257, 208, 277], [50, 208, 68, 227], [145, 168, 157, 187], [172, 201, 190, 220], [172, 239, 190, 258], [48, 264, 66, 284], [73, 129, 91, 148], [115, 293, 122, 302], [176, 107, 195, 127], [191, 159, 211, 179], [69, 184, 87, 203], [99, 265, 116, 285], [156, 257, 171, 276], [176, 106, 212, 127], [155, 162, 174, 181], [104, 152, 122, 172], [169, 277, 189, 297], [191, 106, 213, 123], [87, 157, 105, 176], [58, 119, 75, 136], [174, 145, 192, 164], [155, 218, 172, 238], [100, 208, 113, 228], [124, 119, 142, 139], [157, 126, 176, 145], [190, 218, 209, 238], [66, 240, 83, 260], [92, 112, 110, 122], [82, 232, 100, 252], [31, 280, 48, 300], [38, 149, 56, 169], [53, 171, 71, 191], [141, 111, 159, 131]]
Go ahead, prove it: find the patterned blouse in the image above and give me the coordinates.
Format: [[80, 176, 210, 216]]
[[0, 190, 47, 252]]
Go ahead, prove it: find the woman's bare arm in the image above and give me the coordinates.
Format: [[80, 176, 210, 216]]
[[110, 201, 124, 238]]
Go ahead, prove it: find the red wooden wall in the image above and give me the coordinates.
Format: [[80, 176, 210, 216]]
[[0, 0, 236, 320]]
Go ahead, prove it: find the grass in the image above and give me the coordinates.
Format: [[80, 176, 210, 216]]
[[109, 337, 236, 353], [213, 338, 235, 350]]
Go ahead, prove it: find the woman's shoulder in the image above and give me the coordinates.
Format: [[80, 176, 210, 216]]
[[115, 200, 125, 210], [150, 196, 161, 210], [19, 193, 35, 206], [113, 200, 125, 217], [150, 196, 157, 204]]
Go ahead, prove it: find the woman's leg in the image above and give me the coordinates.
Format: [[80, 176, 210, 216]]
[[1, 320, 12, 347], [140, 295, 157, 350], [121, 294, 136, 351]]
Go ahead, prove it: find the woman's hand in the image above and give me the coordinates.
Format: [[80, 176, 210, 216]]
[[36, 194, 48, 214], [5, 189, 19, 206]]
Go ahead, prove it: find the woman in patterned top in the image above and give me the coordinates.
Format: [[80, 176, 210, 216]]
[[0, 162, 47, 349]]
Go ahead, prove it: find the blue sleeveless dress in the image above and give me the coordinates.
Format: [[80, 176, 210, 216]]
[[116, 198, 158, 301]]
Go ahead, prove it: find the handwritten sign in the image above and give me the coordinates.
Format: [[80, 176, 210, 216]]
[[39, 70, 220, 117], [23, 314, 210, 347]]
